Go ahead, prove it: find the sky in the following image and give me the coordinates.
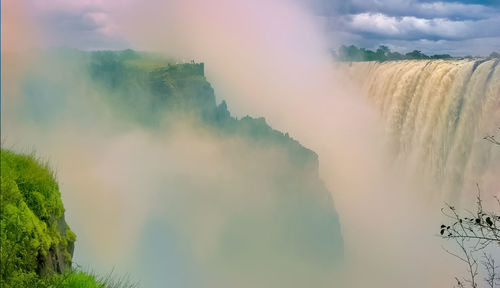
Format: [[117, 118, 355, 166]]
[[309, 0, 500, 55], [3, 0, 500, 56]]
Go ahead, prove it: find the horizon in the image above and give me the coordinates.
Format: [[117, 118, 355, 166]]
[[3, 0, 500, 56]]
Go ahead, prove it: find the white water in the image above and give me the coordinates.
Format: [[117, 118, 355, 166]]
[[342, 59, 500, 204]]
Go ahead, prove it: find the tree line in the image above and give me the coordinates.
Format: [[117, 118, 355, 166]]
[[333, 45, 500, 62], [333, 45, 453, 62]]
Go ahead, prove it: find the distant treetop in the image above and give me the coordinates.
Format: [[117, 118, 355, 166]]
[[332, 45, 454, 62], [490, 51, 500, 58]]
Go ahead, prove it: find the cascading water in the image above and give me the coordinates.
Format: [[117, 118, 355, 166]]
[[343, 59, 500, 203]]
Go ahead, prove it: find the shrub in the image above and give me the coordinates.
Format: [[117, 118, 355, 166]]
[[0, 149, 75, 287]]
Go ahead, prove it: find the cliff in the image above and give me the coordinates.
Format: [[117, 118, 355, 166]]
[[87, 50, 320, 171], [86, 50, 344, 275], [8, 49, 344, 286], [0, 149, 76, 287]]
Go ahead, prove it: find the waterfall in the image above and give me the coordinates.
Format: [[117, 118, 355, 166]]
[[343, 59, 500, 201]]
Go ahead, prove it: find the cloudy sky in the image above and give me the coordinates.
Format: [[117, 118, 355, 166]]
[[4, 0, 500, 56], [310, 0, 500, 56]]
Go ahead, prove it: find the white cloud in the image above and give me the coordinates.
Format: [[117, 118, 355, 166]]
[[344, 12, 500, 40], [10, 0, 127, 50], [10, 0, 500, 55], [313, 0, 500, 54]]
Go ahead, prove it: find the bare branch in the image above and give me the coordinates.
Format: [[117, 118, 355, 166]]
[[440, 186, 500, 288]]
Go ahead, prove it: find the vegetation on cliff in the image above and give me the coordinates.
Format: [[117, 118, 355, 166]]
[[0, 149, 77, 287], [5, 49, 343, 286], [0, 149, 138, 287], [0, 149, 112, 287], [84, 49, 319, 170]]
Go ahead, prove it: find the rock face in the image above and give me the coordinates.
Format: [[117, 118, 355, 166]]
[[39, 215, 75, 275], [86, 51, 345, 285]]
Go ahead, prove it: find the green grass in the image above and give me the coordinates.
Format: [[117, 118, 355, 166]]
[[42, 271, 104, 288], [8, 269, 140, 288], [1, 148, 138, 288], [41, 269, 138, 288], [1, 149, 76, 287], [124, 58, 171, 71]]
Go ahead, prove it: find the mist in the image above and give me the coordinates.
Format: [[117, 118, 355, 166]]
[[2, 47, 347, 288], [1, 0, 490, 287], [107, 0, 465, 286]]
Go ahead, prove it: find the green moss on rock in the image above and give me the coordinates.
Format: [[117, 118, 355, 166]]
[[0, 149, 75, 287]]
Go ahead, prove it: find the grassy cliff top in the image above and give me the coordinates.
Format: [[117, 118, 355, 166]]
[[0, 149, 76, 287], [81, 49, 319, 169]]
